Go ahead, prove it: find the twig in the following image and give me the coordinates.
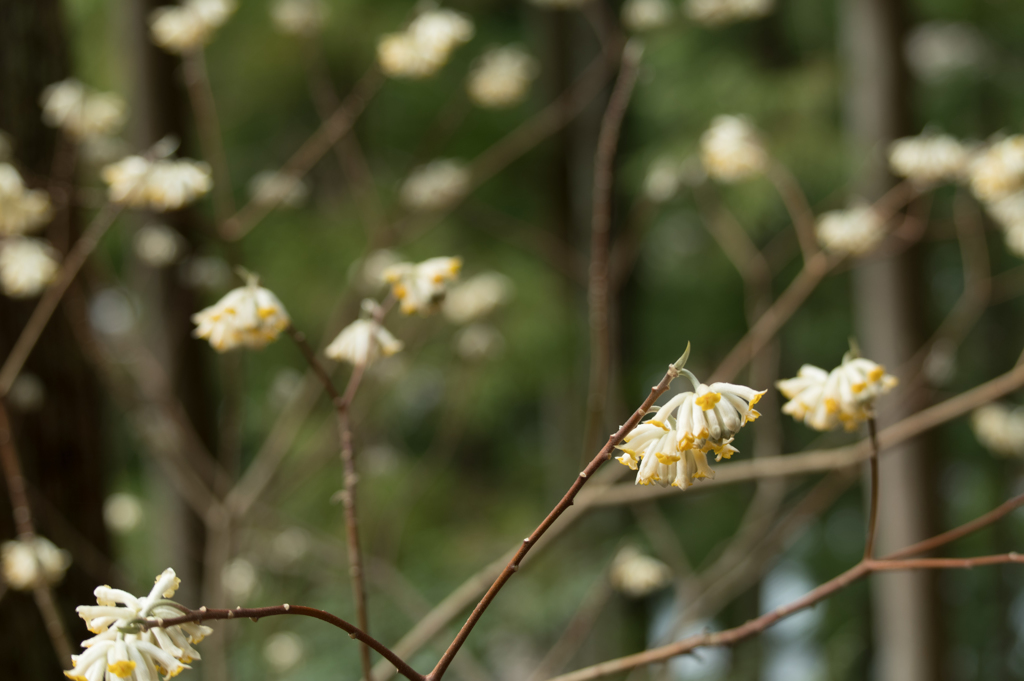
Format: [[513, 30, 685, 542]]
[[766, 161, 818, 263], [428, 362, 682, 681], [286, 325, 374, 681], [0, 403, 74, 666], [864, 417, 880, 559], [182, 49, 236, 225], [0, 202, 123, 395], [582, 41, 643, 459], [884, 492, 1024, 561], [142, 605, 424, 681]]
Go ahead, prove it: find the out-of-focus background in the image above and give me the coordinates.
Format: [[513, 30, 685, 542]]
[[2, 0, 1024, 680]]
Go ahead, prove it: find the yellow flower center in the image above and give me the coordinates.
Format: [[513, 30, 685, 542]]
[[868, 366, 885, 382], [851, 382, 866, 394], [656, 452, 680, 465], [825, 397, 839, 414], [108, 661, 137, 678], [695, 391, 721, 411]]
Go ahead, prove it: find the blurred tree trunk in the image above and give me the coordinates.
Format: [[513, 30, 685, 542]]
[[839, 1, 942, 680], [0, 0, 109, 677]]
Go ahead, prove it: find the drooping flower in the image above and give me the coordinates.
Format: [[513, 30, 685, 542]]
[[270, 0, 329, 36], [1, 536, 71, 591], [247, 170, 309, 208], [0, 237, 60, 298], [441, 271, 514, 324], [67, 568, 212, 681], [400, 159, 470, 212], [621, 0, 674, 32], [888, 132, 970, 186], [0, 163, 54, 236], [699, 115, 768, 182], [325, 312, 403, 367], [102, 155, 212, 211], [150, 0, 238, 53], [609, 546, 672, 597], [191, 274, 290, 351], [376, 8, 474, 79], [383, 256, 462, 315], [971, 403, 1024, 458], [968, 135, 1024, 202], [466, 46, 539, 109], [776, 352, 898, 432], [815, 205, 884, 256], [684, 0, 774, 26], [40, 79, 128, 141], [615, 375, 764, 488]]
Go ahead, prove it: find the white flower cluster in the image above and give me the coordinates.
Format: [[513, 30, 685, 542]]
[[615, 377, 765, 488], [247, 170, 309, 208], [777, 353, 897, 432], [270, 0, 329, 36], [441, 271, 514, 324], [102, 155, 212, 212], [642, 156, 704, 203], [192, 276, 291, 352], [0, 163, 53, 236], [400, 159, 470, 212], [0, 238, 61, 298], [621, 0, 674, 32], [609, 546, 672, 597], [963, 136, 1024, 258], [467, 46, 539, 109], [383, 256, 462, 315], [684, 0, 774, 26], [699, 115, 768, 183], [150, 0, 238, 54], [40, 79, 127, 141], [888, 133, 970, 186], [67, 568, 212, 681], [971, 403, 1024, 458], [377, 8, 474, 79], [326, 302, 404, 367], [815, 205, 885, 256], [1, 535, 70, 591]]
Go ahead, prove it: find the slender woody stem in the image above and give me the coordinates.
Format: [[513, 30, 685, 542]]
[[864, 416, 880, 559], [428, 364, 680, 681], [182, 49, 236, 225], [0, 202, 122, 395], [141, 605, 425, 681]]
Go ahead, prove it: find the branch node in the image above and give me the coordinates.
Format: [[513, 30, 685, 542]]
[[283, 603, 291, 611], [579, 471, 588, 479]]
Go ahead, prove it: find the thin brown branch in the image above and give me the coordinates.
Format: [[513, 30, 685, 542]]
[[182, 49, 236, 225], [766, 161, 818, 262], [884, 492, 1024, 560], [867, 554, 1023, 570], [428, 362, 682, 681], [0, 202, 123, 395], [142, 605, 424, 681], [221, 67, 384, 241], [582, 40, 643, 459], [864, 417, 880, 559]]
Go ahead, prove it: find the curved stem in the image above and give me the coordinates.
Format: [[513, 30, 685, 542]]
[[864, 416, 880, 559]]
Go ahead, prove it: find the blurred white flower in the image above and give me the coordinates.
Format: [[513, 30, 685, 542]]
[[384, 255, 462, 315], [699, 115, 768, 182], [1, 536, 70, 591], [643, 157, 682, 202], [263, 631, 304, 674], [400, 159, 470, 212], [0, 163, 53, 236], [972, 403, 1024, 458], [442, 271, 514, 324], [357, 249, 402, 290], [134, 223, 184, 268], [684, 0, 773, 26], [777, 353, 898, 432], [40, 79, 127, 141], [179, 255, 231, 291], [621, 0, 674, 32], [270, 0, 329, 36], [609, 546, 672, 597], [888, 132, 970, 185], [904, 22, 988, 83], [70, 568, 212, 681], [89, 289, 137, 336], [326, 315, 403, 367], [103, 492, 144, 533], [527, 0, 591, 8], [0, 237, 60, 298], [150, 0, 238, 53], [271, 527, 310, 565], [222, 557, 259, 602], [247, 170, 309, 208], [377, 8, 474, 79], [968, 135, 1024, 203], [467, 46, 539, 109], [192, 275, 291, 352], [454, 323, 505, 361], [268, 367, 304, 408], [102, 155, 213, 211], [7, 373, 45, 413], [815, 205, 884, 256], [79, 135, 131, 167]]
